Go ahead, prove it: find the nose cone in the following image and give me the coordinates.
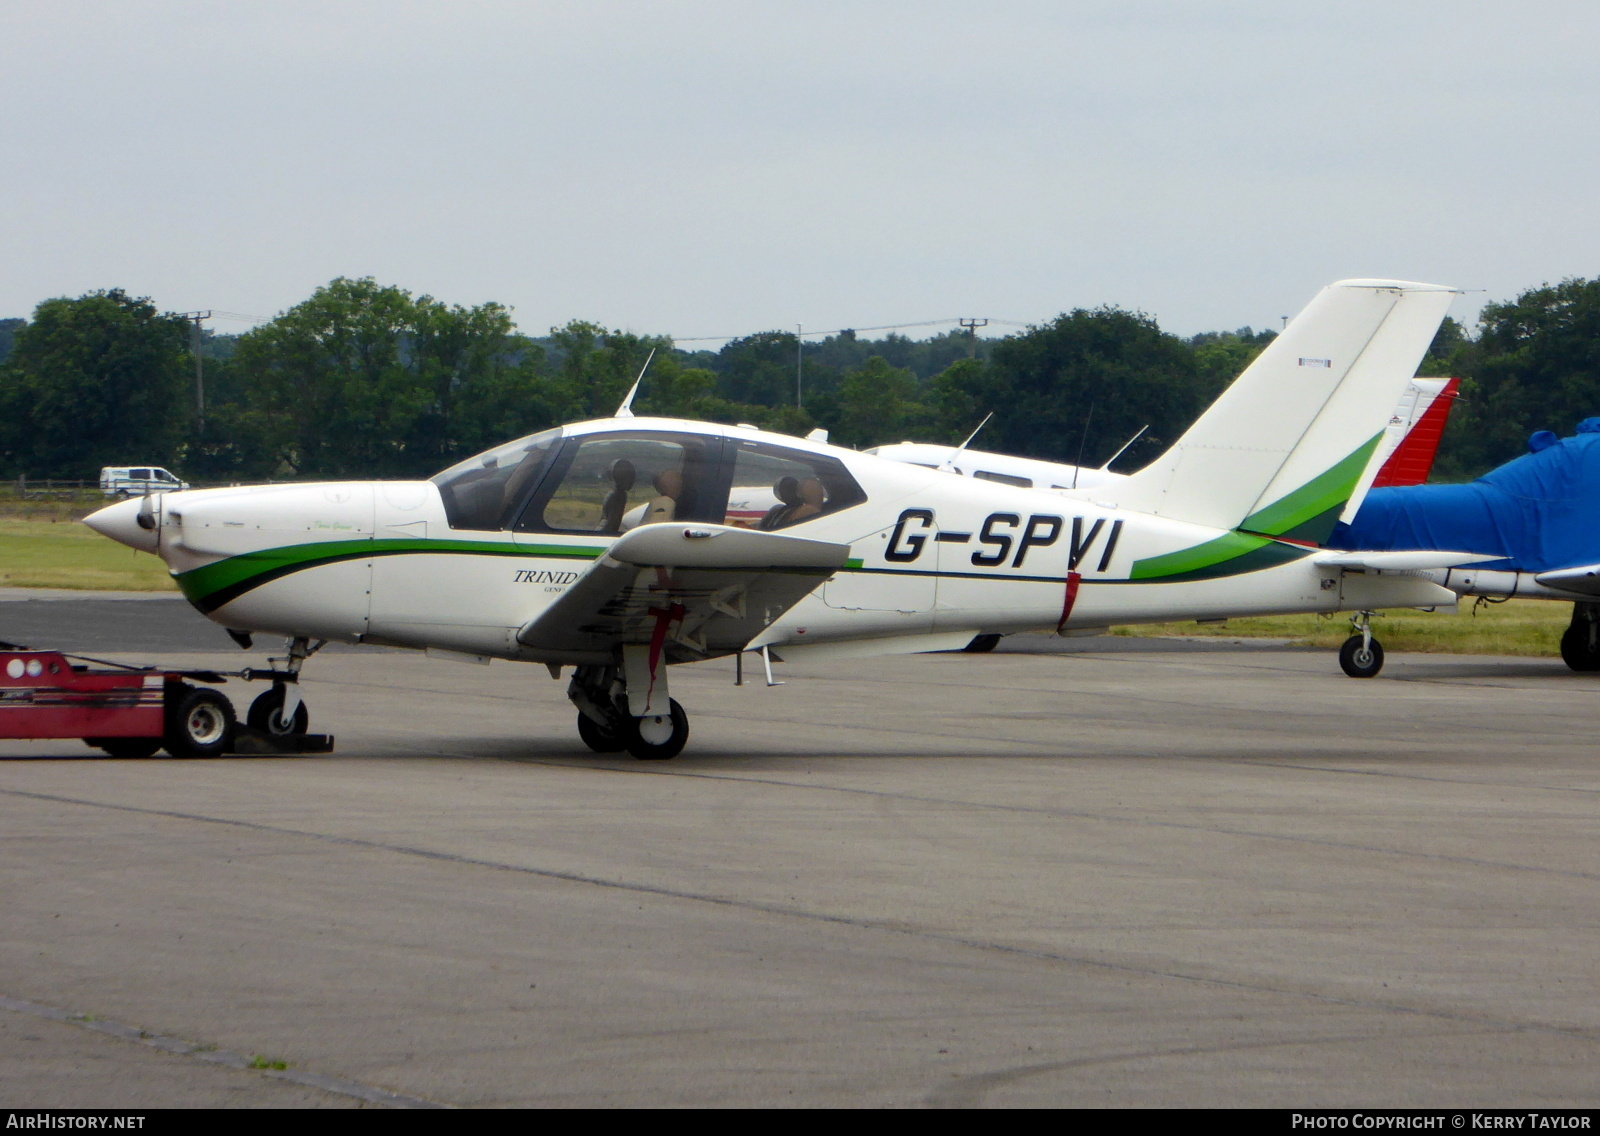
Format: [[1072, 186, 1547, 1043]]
[[83, 497, 160, 554]]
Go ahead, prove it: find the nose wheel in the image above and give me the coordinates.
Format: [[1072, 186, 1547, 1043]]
[[248, 686, 310, 736]]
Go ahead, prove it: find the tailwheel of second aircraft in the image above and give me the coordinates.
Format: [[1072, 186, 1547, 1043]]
[[248, 686, 309, 737], [625, 700, 689, 761], [576, 711, 628, 754], [1338, 634, 1385, 678]]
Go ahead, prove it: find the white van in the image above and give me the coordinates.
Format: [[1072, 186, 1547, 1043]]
[[100, 466, 190, 497]]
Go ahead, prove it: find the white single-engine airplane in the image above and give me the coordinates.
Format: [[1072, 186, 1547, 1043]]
[[86, 279, 1475, 759]]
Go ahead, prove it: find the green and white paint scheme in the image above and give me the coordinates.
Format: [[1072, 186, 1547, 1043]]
[[85, 279, 1470, 758]]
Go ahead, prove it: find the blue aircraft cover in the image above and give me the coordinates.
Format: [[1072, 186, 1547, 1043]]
[[1328, 422, 1600, 573]]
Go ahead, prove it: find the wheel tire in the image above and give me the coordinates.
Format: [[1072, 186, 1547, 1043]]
[[1338, 634, 1385, 678], [247, 687, 309, 736], [576, 711, 627, 753], [1560, 625, 1600, 672], [962, 633, 1001, 653], [165, 687, 235, 758], [85, 737, 162, 759], [625, 699, 689, 761]]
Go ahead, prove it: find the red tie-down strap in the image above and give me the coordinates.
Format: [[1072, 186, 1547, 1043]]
[[1056, 571, 1082, 633], [645, 602, 686, 707]]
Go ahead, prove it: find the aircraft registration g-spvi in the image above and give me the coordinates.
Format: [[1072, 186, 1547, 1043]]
[[87, 278, 1477, 759]]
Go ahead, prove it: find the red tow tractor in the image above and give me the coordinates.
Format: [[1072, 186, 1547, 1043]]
[[0, 646, 332, 758]]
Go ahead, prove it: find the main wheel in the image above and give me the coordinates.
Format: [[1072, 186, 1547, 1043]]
[[248, 687, 309, 736], [85, 737, 162, 759], [625, 699, 689, 761], [1560, 625, 1600, 672], [165, 687, 235, 758], [1338, 634, 1384, 678], [576, 711, 627, 753]]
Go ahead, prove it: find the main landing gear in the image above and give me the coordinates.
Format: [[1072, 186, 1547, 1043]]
[[243, 636, 324, 739], [567, 648, 691, 761], [1560, 601, 1600, 672], [1338, 610, 1384, 678]]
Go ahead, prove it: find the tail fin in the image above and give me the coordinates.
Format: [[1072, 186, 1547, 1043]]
[[1099, 279, 1457, 543]]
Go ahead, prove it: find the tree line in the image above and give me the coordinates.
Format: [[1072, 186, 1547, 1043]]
[[1, 275, 1595, 484]]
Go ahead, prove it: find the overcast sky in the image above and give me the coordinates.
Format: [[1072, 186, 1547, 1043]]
[[3, 1, 1596, 341]]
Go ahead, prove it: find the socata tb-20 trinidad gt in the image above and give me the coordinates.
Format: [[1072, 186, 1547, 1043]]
[[86, 279, 1475, 759]]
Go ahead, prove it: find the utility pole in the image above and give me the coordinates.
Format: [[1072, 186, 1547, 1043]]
[[796, 324, 803, 409], [959, 317, 988, 359], [178, 311, 212, 431]]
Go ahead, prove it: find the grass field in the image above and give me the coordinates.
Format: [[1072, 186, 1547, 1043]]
[[1111, 598, 1568, 657], [0, 518, 176, 591]]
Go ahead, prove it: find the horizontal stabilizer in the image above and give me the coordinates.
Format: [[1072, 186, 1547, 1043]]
[[1315, 550, 1498, 571], [1534, 563, 1600, 597]]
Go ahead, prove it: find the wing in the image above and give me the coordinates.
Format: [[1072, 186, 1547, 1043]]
[[1534, 563, 1600, 597], [515, 522, 850, 663]]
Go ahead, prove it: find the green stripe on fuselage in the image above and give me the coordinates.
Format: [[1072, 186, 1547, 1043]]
[[175, 537, 606, 612], [1238, 433, 1382, 544], [1129, 531, 1310, 583]]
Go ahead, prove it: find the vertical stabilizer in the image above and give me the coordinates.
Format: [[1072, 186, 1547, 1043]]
[[1099, 279, 1457, 541]]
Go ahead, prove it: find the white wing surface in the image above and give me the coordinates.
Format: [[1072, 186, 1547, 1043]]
[[515, 523, 850, 661]]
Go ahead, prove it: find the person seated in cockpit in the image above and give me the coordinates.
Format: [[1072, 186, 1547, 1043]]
[[640, 468, 682, 524], [760, 476, 801, 530], [787, 477, 826, 524], [599, 459, 636, 533]]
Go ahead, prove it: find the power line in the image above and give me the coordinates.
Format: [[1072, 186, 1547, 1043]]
[[673, 316, 1032, 345]]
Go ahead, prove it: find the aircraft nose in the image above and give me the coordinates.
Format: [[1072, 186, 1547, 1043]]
[[83, 497, 161, 554]]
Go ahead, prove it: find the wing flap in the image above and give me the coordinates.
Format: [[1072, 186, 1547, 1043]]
[[516, 523, 850, 660]]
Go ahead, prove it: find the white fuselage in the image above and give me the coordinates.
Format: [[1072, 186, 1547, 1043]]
[[87, 417, 1450, 663]]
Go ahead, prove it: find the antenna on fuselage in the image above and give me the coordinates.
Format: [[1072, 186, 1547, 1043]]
[[939, 411, 993, 473], [613, 347, 656, 419], [1098, 424, 1148, 471]]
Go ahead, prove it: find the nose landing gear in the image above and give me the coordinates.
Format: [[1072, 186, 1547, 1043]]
[[242, 637, 325, 739]]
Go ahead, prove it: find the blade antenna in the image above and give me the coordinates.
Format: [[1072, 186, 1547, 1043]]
[[1099, 424, 1148, 470], [939, 411, 993, 473], [614, 347, 657, 419], [1070, 403, 1095, 489]]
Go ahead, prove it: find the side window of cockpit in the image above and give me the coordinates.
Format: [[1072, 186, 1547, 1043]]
[[723, 440, 866, 530], [515, 433, 722, 535], [432, 431, 560, 531]]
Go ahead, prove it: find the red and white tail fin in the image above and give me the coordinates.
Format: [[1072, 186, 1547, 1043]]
[[1368, 376, 1459, 489]]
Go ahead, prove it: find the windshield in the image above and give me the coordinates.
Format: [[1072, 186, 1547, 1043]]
[[431, 428, 562, 531]]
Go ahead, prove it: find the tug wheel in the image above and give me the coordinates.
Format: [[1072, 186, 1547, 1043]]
[[248, 687, 309, 736], [165, 687, 235, 758], [1338, 635, 1385, 678], [86, 737, 161, 759], [576, 711, 627, 753], [626, 699, 689, 761]]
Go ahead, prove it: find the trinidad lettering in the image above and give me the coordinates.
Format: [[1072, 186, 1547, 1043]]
[[513, 569, 581, 585]]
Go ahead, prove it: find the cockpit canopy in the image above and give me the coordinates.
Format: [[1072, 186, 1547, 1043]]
[[431, 425, 866, 534]]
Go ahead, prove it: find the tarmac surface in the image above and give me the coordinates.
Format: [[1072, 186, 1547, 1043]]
[[2, 596, 1598, 1108]]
